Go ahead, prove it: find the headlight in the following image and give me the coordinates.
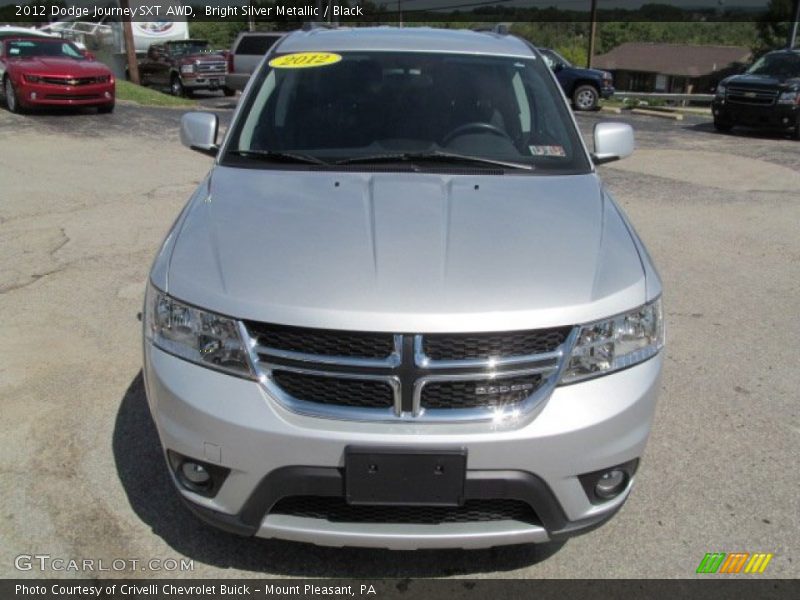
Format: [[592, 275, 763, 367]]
[[24, 74, 42, 83], [180, 64, 196, 74], [777, 91, 799, 105], [715, 83, 726, 97], [560, 298, 664, 384], [144, 283, 255, 378]]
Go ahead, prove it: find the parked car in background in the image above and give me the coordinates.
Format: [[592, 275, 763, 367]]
[[538, 48, 614, 111], [0, 37, 115, 114], [0, 25, 61, 41], [225, 31, 284, 92], [138, 39, 231, 97], [712, 48, 800, 140]]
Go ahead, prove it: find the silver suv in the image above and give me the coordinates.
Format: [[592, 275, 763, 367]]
[[143, 26, 664, 550]]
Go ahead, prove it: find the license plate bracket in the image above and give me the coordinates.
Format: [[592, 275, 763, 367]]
[[345, 447, 466, 506]]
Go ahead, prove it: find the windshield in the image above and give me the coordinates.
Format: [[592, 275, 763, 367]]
[[169, 41, 211, 57], [540, 49, 572, 69], [224, 51, 590, 173], [746, 52, 800, 78], [5, 39, 84, 60]]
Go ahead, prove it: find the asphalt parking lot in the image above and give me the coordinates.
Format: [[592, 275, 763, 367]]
[[1, 99, 798, 579]]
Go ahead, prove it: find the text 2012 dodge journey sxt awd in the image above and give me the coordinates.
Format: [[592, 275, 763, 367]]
[[143, 27, 664, 549]]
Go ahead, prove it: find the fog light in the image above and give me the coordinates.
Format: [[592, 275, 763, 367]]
[[782, 117, 789, 124], [595, 469, 626, 499], [104, 91, 111, 98], [578, 458, 639, 505], [181, 462, 211, 485], [30, 92, 37, 100], [167, 450, 230, 498]]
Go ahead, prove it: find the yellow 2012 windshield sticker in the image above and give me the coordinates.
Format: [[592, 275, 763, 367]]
[[269, 52, 342, 69]]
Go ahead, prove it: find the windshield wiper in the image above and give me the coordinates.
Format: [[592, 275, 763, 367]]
[[336, 150, 534, 171], [228, 149, 330, 166]]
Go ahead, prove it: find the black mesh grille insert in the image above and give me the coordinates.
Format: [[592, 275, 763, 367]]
[[423, 328, 572, 361], [270, 496, 539, 524], [272, 371, 394, 409], [421, 375, 543, 410], [246, 322, 394, 359]]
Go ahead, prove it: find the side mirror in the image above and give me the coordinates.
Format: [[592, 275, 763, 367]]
[[83, 51, 95, 60], [592, 122, 634, 165], [180, 112, 219, 156], [553, 63, 564, 72]]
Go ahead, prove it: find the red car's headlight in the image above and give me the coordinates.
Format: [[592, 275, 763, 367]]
[[23, 74, 43, 83]]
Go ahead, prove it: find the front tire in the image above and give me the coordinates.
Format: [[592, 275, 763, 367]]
[[573, 85, 599, 111], [170, 74, 184, 97], [713, 118, 734, 133], [4, 77, 23, 114]]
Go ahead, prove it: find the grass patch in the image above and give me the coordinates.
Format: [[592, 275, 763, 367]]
[[116, 81, 196, 107]]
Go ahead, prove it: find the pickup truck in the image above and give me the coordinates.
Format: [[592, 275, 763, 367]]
[[138, 39, 232, 97], [225, 31, 284, 92], [538, 47, 615, 111]]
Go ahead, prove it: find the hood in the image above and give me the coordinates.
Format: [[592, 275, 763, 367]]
[[11, 57, 110, 76], [570, 66, 609, 79], [725, 73, 799, 87], [165, 169, 646, 332], [180, 52, 225, 63]]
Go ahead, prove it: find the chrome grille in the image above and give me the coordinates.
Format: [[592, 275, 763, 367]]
[[272, 370, 394, 409], [423, 328, 570, 361], [196, 61, 226, 74], [245, 322, 395, 360], [726, 86, 777, 105], [244, 323, 576, 423]]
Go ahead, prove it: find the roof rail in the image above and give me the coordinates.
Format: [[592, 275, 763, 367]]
[[302, 22, 337, 32], [471, 23, 510, 36]]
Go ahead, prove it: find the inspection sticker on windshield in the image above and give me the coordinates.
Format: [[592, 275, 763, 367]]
[[269, 52, 342, 69], [529, 145, 566, 157]]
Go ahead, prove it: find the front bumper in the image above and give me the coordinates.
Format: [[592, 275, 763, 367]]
[[713, 99, 799, 130], [16, 80, 114, 107], [600, 85, 615, 99], [143, 344, 662, 549], [182, 74, 227, 90]]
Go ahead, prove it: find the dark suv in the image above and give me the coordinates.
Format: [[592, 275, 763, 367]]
[[138, 40, 231, 97], [712, 49, 800, 139], [538, 48, 614, 111]]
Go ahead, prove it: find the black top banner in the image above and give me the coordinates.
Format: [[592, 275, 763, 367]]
[[0, 0, 795, 23]]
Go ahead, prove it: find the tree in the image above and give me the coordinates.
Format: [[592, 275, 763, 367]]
[[756, 0, 794, 53]]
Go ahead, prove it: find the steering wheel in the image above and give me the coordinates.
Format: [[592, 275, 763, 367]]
[[441, 122, 513, 146]]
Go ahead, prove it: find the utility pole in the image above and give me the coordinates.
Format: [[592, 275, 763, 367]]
[[119, 0, 139, 84], [249, 0, 256, 31], [587, 0, 598, 68], [789, 0, 800, 49]]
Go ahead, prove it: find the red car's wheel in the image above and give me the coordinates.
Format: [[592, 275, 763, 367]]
[[4, 78, 24, 114]]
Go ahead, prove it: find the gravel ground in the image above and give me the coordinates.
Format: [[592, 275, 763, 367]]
[[0, 101, 798, 579]]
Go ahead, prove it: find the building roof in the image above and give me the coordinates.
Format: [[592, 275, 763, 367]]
[[278, 27, 534, 58], [593, 42, 751, 77]]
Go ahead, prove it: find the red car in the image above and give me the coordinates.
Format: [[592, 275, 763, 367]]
[[0, 37, 115, 114]]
